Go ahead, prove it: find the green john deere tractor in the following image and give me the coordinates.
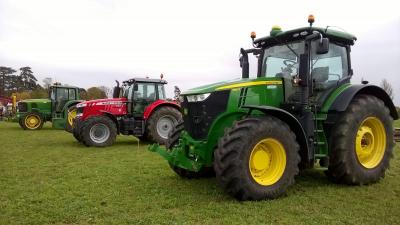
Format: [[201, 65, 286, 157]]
[[149, 16, 399, 200], [16, 83, 84, 131]]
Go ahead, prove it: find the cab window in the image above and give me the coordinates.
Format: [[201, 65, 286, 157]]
[[263, 42, 304, 78], [311, 42, 348, 90], [134, 83, 156, 101], [68, 89, 76, 100], [157, 85, 166, 100], [56, 88, 69, 101]]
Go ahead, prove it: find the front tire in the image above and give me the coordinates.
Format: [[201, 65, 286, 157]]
[[80, 116, 117, 147], [21, 112, 44, 130], [326, 95, 394, 184], [146, 106, 182, 144], [214, 116, 300, 200]]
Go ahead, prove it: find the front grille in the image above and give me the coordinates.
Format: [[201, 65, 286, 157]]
[[182, 90, 230, 139], [17, 102, 27, 112]]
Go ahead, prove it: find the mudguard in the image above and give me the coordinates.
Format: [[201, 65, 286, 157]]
[[329, 84, 398, 120], [242, 105, 312, 166], [143, 100, 180, 120], [62, 100, 83, 113]]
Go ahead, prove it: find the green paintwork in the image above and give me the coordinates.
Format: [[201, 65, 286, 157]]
[[183, 77, 282, 95], [149, 24, 370, 173], [312, 83, 352, 156], [151, 77, 284, 171], [16, 85, 82, 129], [255, 27, 357, 47], [321, 83, 352, 113]]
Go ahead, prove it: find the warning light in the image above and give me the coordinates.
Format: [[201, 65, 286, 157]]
[[308, 14, 315, 26]]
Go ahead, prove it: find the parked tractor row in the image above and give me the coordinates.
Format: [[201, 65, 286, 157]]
[[10, 15, 399, 201]]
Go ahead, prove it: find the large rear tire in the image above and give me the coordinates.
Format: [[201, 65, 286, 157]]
[[80, 116, 117, 147], [146, 106, 182, 144], [21, 112, 44, 130], [326, 95, 394, 184], [214, 116, 300, 200]]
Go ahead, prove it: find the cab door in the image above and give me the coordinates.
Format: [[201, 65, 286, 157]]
[[133, 83, 157, 116], [310, 41, 350, 105]]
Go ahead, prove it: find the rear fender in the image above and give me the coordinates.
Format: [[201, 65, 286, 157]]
[[61, 100, 84, 122], [143, 100, 180, 120], [328, 84, 398, 120]]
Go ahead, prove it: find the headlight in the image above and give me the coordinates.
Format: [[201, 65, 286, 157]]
[[76, 103, 87, 108], [186, 93, 211, 102]]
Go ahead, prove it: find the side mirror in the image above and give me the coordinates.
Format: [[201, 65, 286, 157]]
[[134, 83, 139, 91], [317, 38, 329, 54]]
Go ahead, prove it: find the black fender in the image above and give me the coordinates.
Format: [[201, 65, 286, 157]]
[[62, 100, 83, 114], [242, 105, 311, 167], [329, 84, 398, 120]]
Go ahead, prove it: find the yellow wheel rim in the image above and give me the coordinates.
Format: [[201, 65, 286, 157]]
[[355, 117, 386, 169], [249, 138, 286, 186], [68, 108, 77, 126], [25, 114, 41, 129]]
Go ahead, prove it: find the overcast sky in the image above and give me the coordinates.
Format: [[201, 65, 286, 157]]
[[1, 0, 399, 105]]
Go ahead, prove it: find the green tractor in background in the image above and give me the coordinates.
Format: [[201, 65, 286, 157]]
[[150, 16, 398, 200], [16, 83, 84, 131]]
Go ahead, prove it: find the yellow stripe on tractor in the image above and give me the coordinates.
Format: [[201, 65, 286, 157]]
[[216, 80, 283, 90]]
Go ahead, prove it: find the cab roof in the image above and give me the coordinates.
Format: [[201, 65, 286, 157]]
[[254, 27, 357, 48], [123, 78, 167, 84], [50, 84, 81, 89]]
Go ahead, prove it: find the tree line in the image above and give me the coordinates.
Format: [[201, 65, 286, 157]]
[[0, 66, 108, 101]]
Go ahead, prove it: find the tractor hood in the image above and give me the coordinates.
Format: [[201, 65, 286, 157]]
[[77, 98, 127, 108], [182, 77, 283, 95], [20, 98, 51, 104]]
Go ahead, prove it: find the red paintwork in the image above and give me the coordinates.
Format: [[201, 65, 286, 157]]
[[81, 97, 180, 122], [81, 98, 127, 121], [143, 99, 180, 120]]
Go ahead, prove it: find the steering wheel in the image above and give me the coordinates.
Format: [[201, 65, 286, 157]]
[[283, 59, 297, 66]]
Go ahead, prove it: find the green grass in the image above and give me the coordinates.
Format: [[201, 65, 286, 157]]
[[0, 122, 399, 225]]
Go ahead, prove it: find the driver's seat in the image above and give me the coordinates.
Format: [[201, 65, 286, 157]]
[[312, 67, 329, 91]]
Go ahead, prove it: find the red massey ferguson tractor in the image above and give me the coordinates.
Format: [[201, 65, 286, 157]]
[[71, 78, 182, 147]]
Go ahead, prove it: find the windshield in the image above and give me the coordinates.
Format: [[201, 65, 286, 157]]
[[262, 41, 304, 78]]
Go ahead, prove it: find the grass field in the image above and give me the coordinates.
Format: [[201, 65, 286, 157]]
[[1, 121, 399, 225]]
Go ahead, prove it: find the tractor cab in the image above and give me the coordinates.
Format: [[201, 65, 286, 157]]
[[241, 20, 355, 109], [114, 78, 167, 116], [49, 83, 81, 114]]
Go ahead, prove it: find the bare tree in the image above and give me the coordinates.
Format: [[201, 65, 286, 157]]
[[42, 77, 53, 89], [380, 79, 394, 100], [98, 86, 111, 98]]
